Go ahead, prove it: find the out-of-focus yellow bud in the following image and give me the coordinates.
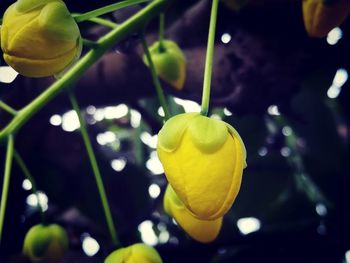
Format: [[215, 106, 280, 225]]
[[23, 224, 69, 263], [157, 113, 247, 220], [143, 40, 186, 91], [164, 184, 222, 243], [0, 0, 82, 77], [104, 243, 163, 263], [302, 0, 350, 38]]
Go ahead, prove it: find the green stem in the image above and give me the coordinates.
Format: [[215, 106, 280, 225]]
[[0, 0, 168, 142], [82, 38, 99, 49], [158, 13, 165, 52], [72, 14, 119, 29], [0, 101, 17, 116], [13, 150, 45, 224], [69, 93, 120, 247], [89, 17, 118, 29], [200, 0, 219, 116], [0, 135, 14, 245], [141, 35, 171, 121], [74, 0, 150, 23]]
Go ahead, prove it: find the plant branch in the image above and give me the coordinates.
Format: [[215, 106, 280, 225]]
[[69, 93, 120, 247], [89, 17, 119, 29], [0, 101, 17, 116], [0, 135, 14, 245], [82, 38, 99, 49], [73, 0, 150, 23], [200, 0, 219, 116], [0, 0, 168, 142]]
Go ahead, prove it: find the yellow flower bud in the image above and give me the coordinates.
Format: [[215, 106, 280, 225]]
[[164, 184, 222, 243], [23, 224, 69, 263], [157, 113, 247, 220], [302, 0, 350, 38], [104, 243, 163, 263], [1, 0, 82, 77], [143, 40, 186, 91]]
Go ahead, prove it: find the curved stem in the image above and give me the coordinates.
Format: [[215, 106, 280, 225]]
[[69, 93, 120, 247], [158, 13, 165, 52], [13, 150, 45, 224], [0, 135, 14, 245], [0, 0, 168, 142], [89, 17, 118, 29], [74, 0, 150, 23], [200, 0, 219, 116], [141, 35, 171, 121], [0, 101, 17, 116], [82, 38, 99, 49]]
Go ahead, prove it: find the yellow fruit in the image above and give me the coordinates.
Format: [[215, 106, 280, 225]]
[[104, 243, 163, 263], [0, 0, 81, 77], [164, 184, 222, 243], [143, 40, 186, 91], [157, 113, 247, 220], [23, 224, 68, 263], [302, 0, 350, 38]]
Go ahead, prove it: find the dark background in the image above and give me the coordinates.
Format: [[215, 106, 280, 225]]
[[0, 0, 350, 262]]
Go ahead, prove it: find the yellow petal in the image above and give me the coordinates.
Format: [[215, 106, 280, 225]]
[[164, 185, 222, 243], [4, 45, 78, 77], [104, 244, 162, 263]]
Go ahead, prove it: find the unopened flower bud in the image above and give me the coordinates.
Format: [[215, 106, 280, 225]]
[[143, 40, 186, 91], [23, 224, 68, 263], [1, 0, 81, 77], [157, 113, 247, 220]]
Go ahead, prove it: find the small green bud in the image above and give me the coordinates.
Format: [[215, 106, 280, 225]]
[[23, 224, 68, 263], [143, 40, 186, 91]]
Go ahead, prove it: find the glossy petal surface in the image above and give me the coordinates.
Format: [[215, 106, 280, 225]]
[[105, 243, 162, 263], [1, 0, 81, 77], [164, 185, 222, 243]]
